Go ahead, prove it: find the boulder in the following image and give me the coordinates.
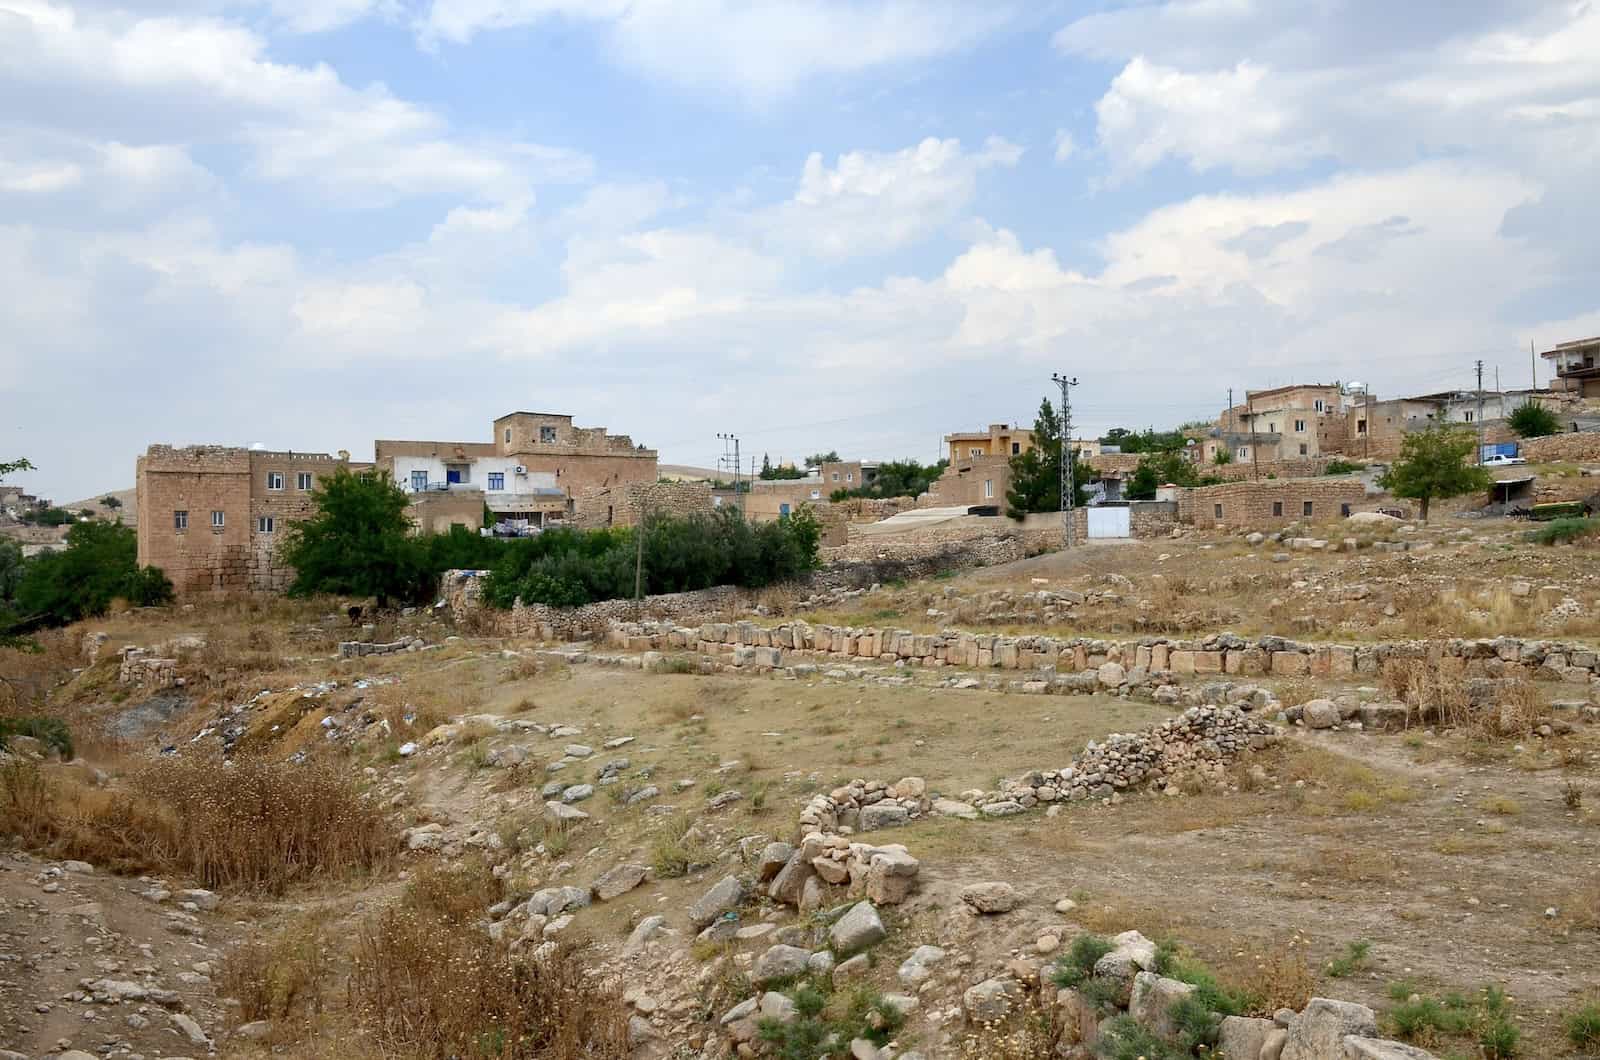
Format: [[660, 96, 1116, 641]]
[[768, 852, 817, 907], [591, 863, 647, 902], [932, 798, 979, 820], [687, 875, 745, 928], [864, 847, 920, 905], [963, 977, 1021, 1023], [859, 802, 909, 830], [1302, 699, 1340, 730], [623, 914, 666, 955], [829, 901, 887, 953], [832, 953, 871, 986], [1097, 662, 1126, 688], [959, 881, 1020, 914], [1342, 1038, 1441, 1059], [1129, 972, 1195, 1041], [758, 842, 794, 882], [754, 944, 812, 984], [760, 990, 798, 1022], [898, 945, 946, 985], [544, 800, 589, 825], [1218, 1015, 1279, 1060], [1282, 999, 1378, 1060]]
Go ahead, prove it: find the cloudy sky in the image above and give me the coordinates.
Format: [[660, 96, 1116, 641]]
[[4, 0, 1598, 500]]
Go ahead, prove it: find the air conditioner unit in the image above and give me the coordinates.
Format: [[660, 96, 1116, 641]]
[[513, 465, 527, 474]]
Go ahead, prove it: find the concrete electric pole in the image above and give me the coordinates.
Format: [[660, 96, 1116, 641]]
[[1053, 373, 1078, 548], [717, 433, 741, 509], [1475, 360, 1486, 465]]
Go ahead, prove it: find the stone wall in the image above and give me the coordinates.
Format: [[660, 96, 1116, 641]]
[[601, 618, 1600, 689], [1521, 431, 1600, 463], [118, 646, 177, 688], [1176, 478, 1368, 528], [570, 480, 714, 529], [339, 637, 426, 658]]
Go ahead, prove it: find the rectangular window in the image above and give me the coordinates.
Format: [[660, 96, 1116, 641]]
[[1269, 422, 1277, 433], [832, 472, 840, 481], [174, 510, 187, 531], [1272, 501, 1283, 517], [504, 428, 511, 443], [297, 472, 313, 490], [211, 510, 225, 529], [970, 448, 982, 458], [845, 472, 853, 482], [1357, 419, 1367, 434], [487, 472, 505, 491], [1012, 442, 1021, 454], [257, 516, 274, 533], [1214, 503, 1223, 519], [1303, 501, 1314, 516], [1340, 503, 1352, 517], [984, 479, 994, 499], [1463, 411, 1473, 422], [1299, 443, 1308, 455], [1236, 447, 1248, 460], [1294, 419, 1305, 432], [410, 470, 428, 491], [1314, 399, 1324, 412], [540, 426, 557, 443], [266, 471, 284, 490]]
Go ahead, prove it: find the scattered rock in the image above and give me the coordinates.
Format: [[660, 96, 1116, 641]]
[[959, 881, 1020, 914], [829, 901, 887, 953]]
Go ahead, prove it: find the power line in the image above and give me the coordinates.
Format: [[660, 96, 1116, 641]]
[[1053, 373, 1078, 549]]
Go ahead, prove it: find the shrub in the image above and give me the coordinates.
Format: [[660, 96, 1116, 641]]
[[281, 468, 434, 606], [1566, 1004, 1600, 1052], [1049, 933, 1114, 989], [132, 753, 394, 894], [1508, 402, 1560, 438], [758, 981, 904, 1060], [1326, 939, 1372, 978], [350, 909, 628, 1059], [1527, 517, 1600, 546], [13, 520, 172, 626], [0, 715, 73, 758], [1095, 1014, 1182, 1060], [648, 817, 715, 879], [1324, 459, 1366, 475], [219, 923, 331, 1025]]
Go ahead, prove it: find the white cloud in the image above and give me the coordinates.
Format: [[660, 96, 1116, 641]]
[[0, 1, 589, 204], [416, 0, 1013, 102], [754, 136, 1021, 259], [0, 157, 81, 192], [1052, 129, 1076, 164]]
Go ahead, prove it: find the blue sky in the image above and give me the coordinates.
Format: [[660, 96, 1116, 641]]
[[3, 0, 1598, 500]]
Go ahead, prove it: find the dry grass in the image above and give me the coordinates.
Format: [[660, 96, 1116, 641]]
[[349, 910, 628, 1059], [956, 997, 1064, 1059], [219, 920, 332, 1031], [2, 751, 394, 893], [1214, 936, 1317, 1014], [1565, 882, 1600, 932]]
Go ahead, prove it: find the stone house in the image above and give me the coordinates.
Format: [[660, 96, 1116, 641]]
[[1542, 336, 1600, 398], [1176, 479, 1369, 529], [375, 411, 657, 534], [945, 423, 1033, 462]]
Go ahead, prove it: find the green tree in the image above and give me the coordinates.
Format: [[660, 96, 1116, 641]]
[[1507, 401, 1560, 439], [1006, 397, 1090, 518], [0, 457, 34, 481], [829, 460, 946, 502], [1124, 451, 1201, 500], [760, 452, 773, 477], [805, 451, 841, 467], [13, 520, 172, 625], [21, 507, 72, 526], [280, 469, 431, 607], [1379, 424, 1492, 522], [101, 495, 123, 510]]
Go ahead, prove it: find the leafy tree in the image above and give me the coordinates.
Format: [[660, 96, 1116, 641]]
[[1379, 424, 1492, 522], [805, 451, 841, 467], [280, 469, 432, 607], [1125, 451, 1202, 500], [0, 457, 34, 481], [1100, 427, 1191, 453], [1507, 401, 1560, 439], [101, 495, 122, 510], [13, 520, 172, 625], [1006, 397, 1089, 518], [760, 452, 772, 477], [759, 453, 805, 480], [829, 460, 946, 502], [1212, 449, 1233, 465], [21, 507, 72, 526]]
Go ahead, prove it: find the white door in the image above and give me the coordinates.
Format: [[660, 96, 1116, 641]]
[[1086, 506, 1130, 539]]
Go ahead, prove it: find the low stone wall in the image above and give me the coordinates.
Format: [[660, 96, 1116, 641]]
[[570, 480, 714, 529], [118, 647, 177, 688], [507, 585, 748, 640], [1522, 431, 1600, 463], [338, 637, 426, 658], [605, 618, 1600, 688]]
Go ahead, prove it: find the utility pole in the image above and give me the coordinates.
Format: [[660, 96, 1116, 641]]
[[1052, 373, 1078, 548], [1248, 392, 1259, 481], [1530, 340, 1537, 392], [1475, 360, 1486, 464], [717, 432, 741, 510], [634, 482, 652, 600]]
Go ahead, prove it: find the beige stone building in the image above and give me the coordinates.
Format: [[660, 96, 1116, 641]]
[[1542, 336, 1600, 398], [135, 445, 363, 595], [375, 411, 658, 533], [946, 423, 1033, 462]]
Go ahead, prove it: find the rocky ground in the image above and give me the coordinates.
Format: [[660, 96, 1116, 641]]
[[2, 519, 1599, 1059]]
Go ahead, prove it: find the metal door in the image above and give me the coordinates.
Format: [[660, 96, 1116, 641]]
[[1086, 506, 1130, 539]]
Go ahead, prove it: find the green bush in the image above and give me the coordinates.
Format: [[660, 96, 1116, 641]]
[[20, 506, 72, 527], [1324, 459, 1367, 476], [757, 980, 902, 1059], [1094, 1015, 1182, 1060], [1508, 402, 1560, 438], [1566, 1004, 1600, 1052], [1527, 517, 1600, 546], [1050, 934, 1114, 989], [13, 520, 172, 626], [1326, 939, 1372, 978], [0, 716, 73, 758]]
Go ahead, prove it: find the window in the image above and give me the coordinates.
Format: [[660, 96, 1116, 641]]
[[970, 448, 982, 458], [296, 471, 313, 491], [1314, 399, 1324, 412], [1463, 411, 1473, 423], [487, 472, 505, 491], [845, 472, 853, 483], [1011, 442, 1021, 454], [266, 471, 284, 490], [984, 479, 994, 499], [831, 472, 840, 481], [257, 516, 274, 533], [1269, 422, 1277, 433], [504, 428, 511, 443], [540, 426, 558, 443], [1236, 447, 1248, 460], [1272, 501, 1283, 517], [1299, 443, 1308, 456], [1340, 503, 1352, 517], [1303, 501, 1314, 516], [1214, 503, 1224, 519], [1357, 419, 1367, 434], [211, 510, 225, 529], [1294, 419, 1305, 432], [174, 510, 187, 531], [410, 470, 428, 491]]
